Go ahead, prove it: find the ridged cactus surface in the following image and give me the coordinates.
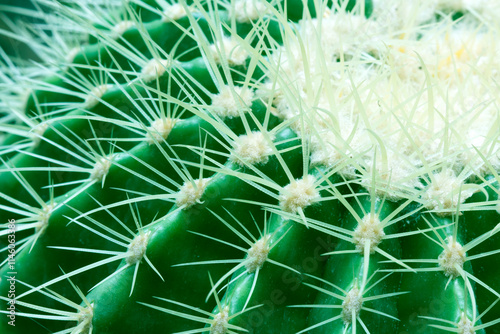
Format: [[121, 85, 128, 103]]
[[1, 0, 500, 333]]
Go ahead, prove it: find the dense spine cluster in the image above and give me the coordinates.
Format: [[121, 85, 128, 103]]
[[1, 0, 500, 333]]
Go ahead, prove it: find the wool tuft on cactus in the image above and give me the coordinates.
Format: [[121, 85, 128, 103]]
[[2, 0, 500, 333]]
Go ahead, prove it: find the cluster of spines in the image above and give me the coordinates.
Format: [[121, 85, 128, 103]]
[[1, 0, 500, 334]]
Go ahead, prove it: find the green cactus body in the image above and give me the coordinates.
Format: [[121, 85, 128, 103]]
[[1, 0, 500, 333]]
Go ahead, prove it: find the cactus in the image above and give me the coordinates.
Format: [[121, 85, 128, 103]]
[[1, 0, 500, 333]]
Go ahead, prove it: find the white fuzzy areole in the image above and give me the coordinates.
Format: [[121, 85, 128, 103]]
[[141, 59, 170, 83], [35, 203, 55, 235], [231, 132, 273, 166], [112, 21, 135, 39], [232, 0, 268, 22], [341, 287, 363, 324], [211, 86, 254, 118], [145, 118, 176, 144], [176, 178, 211, 209], [423, 169, 474, 215], [245, 235, 270, 273], [210, 307, 229, 334], [457, 313, 475, 334], [78, 302, 94, 334], [353, 213, 385, 253], [162, 3, 188, 22], [90, 156, 113, 182], [126, 231, 151, 265], [210, 37, 249, 66], [84, 84, 113, 109], [278, 175, 320, 213], [438, 236, 466, 278]]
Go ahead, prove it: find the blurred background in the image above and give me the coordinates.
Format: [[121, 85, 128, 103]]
[[0, 0, 41, 61]]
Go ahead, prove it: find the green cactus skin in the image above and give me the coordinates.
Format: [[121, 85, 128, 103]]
[[1, 0, 500, 333]]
